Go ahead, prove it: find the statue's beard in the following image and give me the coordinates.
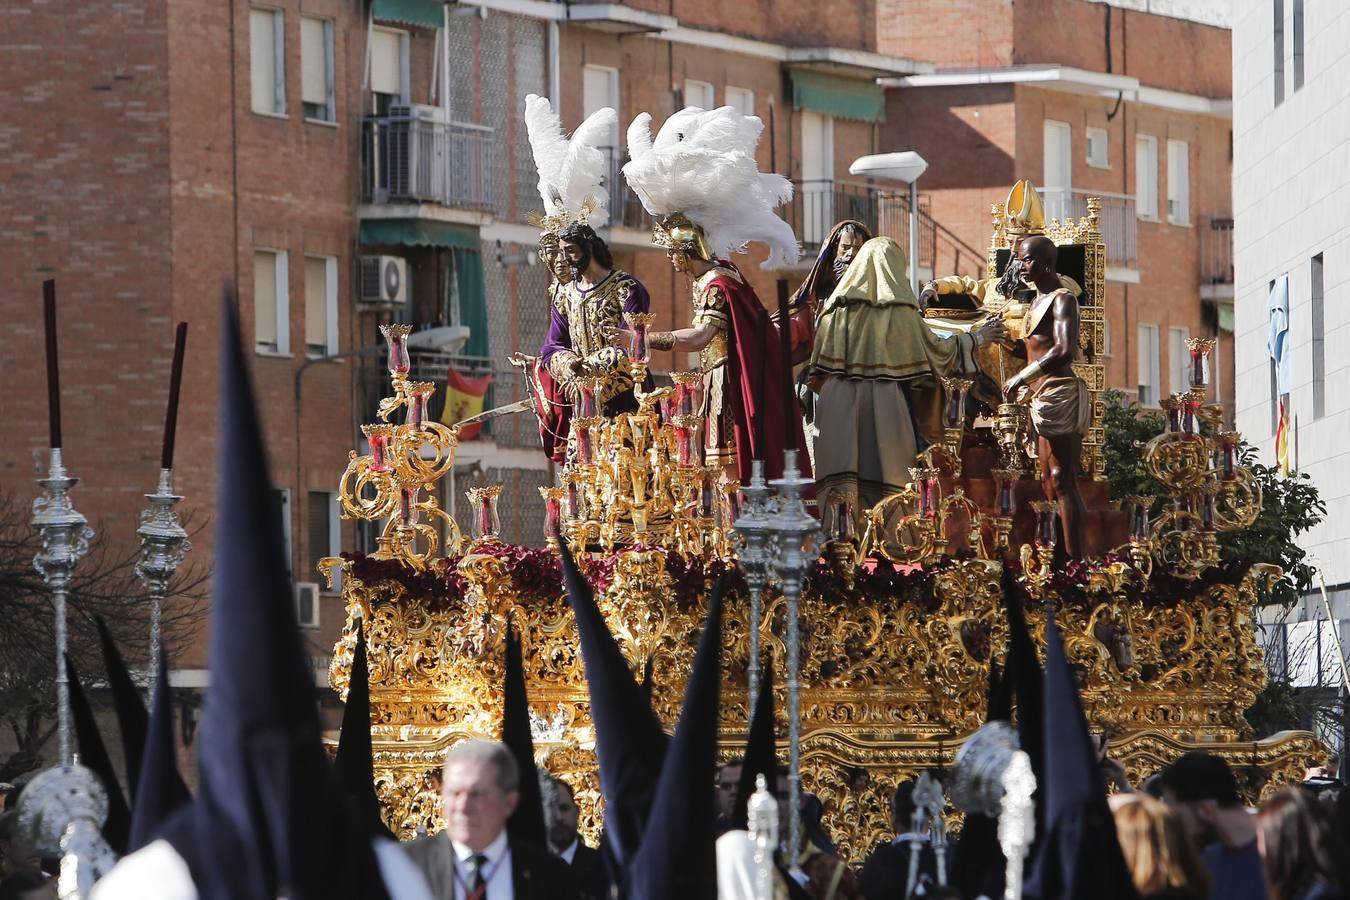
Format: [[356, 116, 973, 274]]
[[996, 258, 1024, 298], [831, 255, 851, 281], [569, 249, 591, 281]]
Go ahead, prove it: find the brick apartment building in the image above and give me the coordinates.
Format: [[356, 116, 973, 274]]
[[0, 0, 1232, 763], [878, 0, 1236, 416]]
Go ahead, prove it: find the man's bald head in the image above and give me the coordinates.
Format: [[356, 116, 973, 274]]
[[1016, 234, 1059, 291]]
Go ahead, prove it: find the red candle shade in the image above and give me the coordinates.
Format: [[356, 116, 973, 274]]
[[576, 425, 594, 466], [43, 280, 62, 450], [629, 321, 649, 363], [543, 494, 562, 538], [407, 387, 428, 430], [675, 425, 692, 467], [566, 480, 583, 521], [579, 382, 598, 419], [161, 322, 189, 470]]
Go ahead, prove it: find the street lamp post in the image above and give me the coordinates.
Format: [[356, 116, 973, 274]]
[[849, 151, 930, 297]]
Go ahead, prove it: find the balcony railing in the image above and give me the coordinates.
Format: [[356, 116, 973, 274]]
[[599, 147, 653, 232], [1041, 188, 1138, 269], [786, 180, 938, 270], [357, 352, 498, 435], [360, 114, 494, 211], [1200, 215, 1235, 285]]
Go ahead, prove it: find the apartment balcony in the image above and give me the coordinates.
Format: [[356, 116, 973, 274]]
[[1200, 215, 1235, 294], [360, 112, 494, 224], [1041, 188, 1138, 273], [786, 180, 937, 271], [357, 352, 499, 436]]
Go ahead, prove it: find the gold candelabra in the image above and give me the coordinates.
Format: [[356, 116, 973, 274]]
[[337, 325, 463, 569], [560, 361, 736, 558], [1117, 337, 1259, 578]]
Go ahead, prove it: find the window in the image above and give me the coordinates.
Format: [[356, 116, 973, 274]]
[[369, 27, 409, 114], [684, 79, 715, 110], [1136, 135, 1159, 219], [254, 249, 290, 353], [305, 256, 338, 356], [1168, 326, 1191, 394], [307, 491, 342, 593], [1293, 0, 1305, 91], [1042, 120, 1072, 220], [725, 86, 755, 117], [1274, 0, 1285, 106], [1167, 140, 1189, 224], [583, 65, 620, 150], [1312, 253, 1324, 418], [250, 7, 286, 115], [1086, 127, 1109, 168], [800, 110, 835, 246], [301, 16, 335, 122], [1137, 323, 1160, 405]]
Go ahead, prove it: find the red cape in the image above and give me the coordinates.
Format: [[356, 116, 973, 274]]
[[711, 263, 810, 483]]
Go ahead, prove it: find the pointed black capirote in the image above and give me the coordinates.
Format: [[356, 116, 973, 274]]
[[1025, 610, 1139, 900], [129, 641, 191, 852], [626, 577, 725, 900], [96, 615, 149, 800], [560, 540, 668, 864], [986, 657, 1013, 724], [163, 294, 332, 899], [65, 653, 132, 853], [502, 621, 548, 847], [640, 654, 655, 701], [333, 620, 392, 841], [1003, 564, 1045, 834], [732, 650, 777, 830]]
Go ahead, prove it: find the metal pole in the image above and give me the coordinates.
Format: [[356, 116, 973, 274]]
[[1316, 571, 1350, 690], [136, 467, 192, 701], [735, 459, 773, 708], [909, 179, 921, 298], [32, 447, 95, 765], [767, 448, 819, 875]]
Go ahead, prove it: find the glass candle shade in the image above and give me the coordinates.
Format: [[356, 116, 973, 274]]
[[578, 381, 598, 419], [700, 475, 716, 518], [1219, 434, 1239, 481], [832, 496, 856, 542], [1201, 490, 1216, 531], [1182, 395, 1202, 437], [911, 468, 936, 518], [992, 469, 1017, 516], [406, 384, 431, 430], [565, 479, 583, 521], [362, 425, 394, 473], [625, 313, 654, 364], [1163, 396, 1183, 433], [398, 486, 418, 526], [1125, 496, 1154, 543], [575, 424, 594, 467], [941, 378, 972, 430], [540, 488, 563, 541], [381, 324, 412, 376], [1033, 502, 1057, 548], [467, 486, 502, 539], [1186, 337, 1214, 391]]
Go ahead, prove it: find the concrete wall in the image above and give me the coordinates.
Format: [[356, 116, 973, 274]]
[[1233, 2, 1350, 587]]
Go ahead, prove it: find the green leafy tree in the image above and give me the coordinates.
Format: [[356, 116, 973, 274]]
[[1099, 390, 1325, 607]]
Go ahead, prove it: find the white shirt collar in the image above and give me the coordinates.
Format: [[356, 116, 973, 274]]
[[559, 839, 579, 864], [451, 829, 510, 869]]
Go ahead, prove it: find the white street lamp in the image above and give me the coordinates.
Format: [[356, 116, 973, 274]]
[[849, 151, 929, 296]]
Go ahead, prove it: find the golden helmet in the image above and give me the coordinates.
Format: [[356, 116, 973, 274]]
[[653, 213, 714, 261]]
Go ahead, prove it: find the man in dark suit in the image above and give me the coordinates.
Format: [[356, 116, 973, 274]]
[[404, 740, 580, 900], [858, 780, 938, 900], [547, 776, 609, 900]]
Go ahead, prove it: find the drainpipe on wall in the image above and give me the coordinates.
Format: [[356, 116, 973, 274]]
[[548, 18, 561, 109]]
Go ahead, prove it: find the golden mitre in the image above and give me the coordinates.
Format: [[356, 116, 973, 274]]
[[653, 213, 715, 261], [1004, 180, 1046, 238]]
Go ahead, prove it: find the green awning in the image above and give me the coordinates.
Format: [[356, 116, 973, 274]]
[[371, 0, 443, 28], [359, 219, 479, 250], [790, 68, 885, 123]]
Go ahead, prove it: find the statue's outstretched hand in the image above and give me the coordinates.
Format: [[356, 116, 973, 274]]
[[973, 316, 1007, 347]]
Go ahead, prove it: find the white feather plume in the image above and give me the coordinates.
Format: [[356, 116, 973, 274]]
[[524, 94, 615, 228], [621, 106, 800, 268]]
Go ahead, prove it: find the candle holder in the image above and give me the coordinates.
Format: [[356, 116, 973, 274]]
[[823, 491, 858, 589], [380, 323, 412, 377], [939, 377, 973, 476], [1162, 394, 1184, 433], [466, 485, 503, 541], [994, 402, 1031, 473], [671, 371, 703, 417], [624, 312, 656, 365], [405, 382, 434, 431], [136, 467, 191, 703], [735, 460, 775, 708], [989, 468, 1019, 555], [32, 447, 95, 765], [1185, 336, 1215, 392], [539, 486, 566, 548], [766, 448, 823, 876]]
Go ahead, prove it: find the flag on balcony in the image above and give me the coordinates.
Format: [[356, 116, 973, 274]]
[[441, 368, 493, 439], [1268, 275, 1291, 474]]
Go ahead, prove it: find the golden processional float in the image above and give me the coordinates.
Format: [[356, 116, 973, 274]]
[[321, 188, 1323, 865]]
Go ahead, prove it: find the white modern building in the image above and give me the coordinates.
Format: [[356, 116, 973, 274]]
[[1233, 0, 1349, 712]]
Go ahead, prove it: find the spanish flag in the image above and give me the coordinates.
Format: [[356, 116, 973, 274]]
[[441, 369, 493, 440], [1274, 394, 1291, 475]]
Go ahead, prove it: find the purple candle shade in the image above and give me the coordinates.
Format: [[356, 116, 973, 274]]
[[161, 322, 189, 470], [43, 280, 62, 449]]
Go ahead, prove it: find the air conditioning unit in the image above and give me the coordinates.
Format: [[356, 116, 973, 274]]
[[389, 103, 447, 124], [294, 582, 321, 629], [359, 255, 407, 304]]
